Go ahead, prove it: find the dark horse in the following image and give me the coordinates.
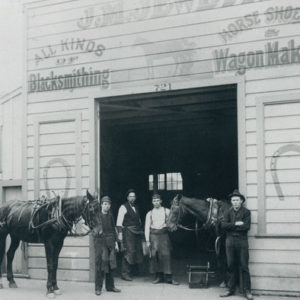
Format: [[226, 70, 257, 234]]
[[166, 194, 230, 284], [0, 190, 101, 297]]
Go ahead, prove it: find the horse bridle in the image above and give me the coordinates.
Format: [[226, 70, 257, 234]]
[[175, 198, 219, 232], [30, 196, 95, 235], [69, 196, 102, 236], [173, 197, 220, 251]]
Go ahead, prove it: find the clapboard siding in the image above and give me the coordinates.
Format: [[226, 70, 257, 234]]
[[245, 197, 258, 210], [28, 99, 89, 115], [266, 210, 300, 223], [266, 197, 300, 209], [0, 89, 23, 180], [265, 115, 300, 130], [246, 76, 300, 95], [29, 269, 89, 282], [252, 277, 300, 294], [27, 110, 89, 124], [27, 154, 89, 169], [250, 263, 300, 277], [250, 249, 300, 264], [266, 169, 300, 183], [29, 244, 89, 258], [29, 257, 89, 270], [247, 171, 257, 184], [27, 23, 300, 71], [267, 224, 300, 235], [26, 38, 300, 81], [27, 1, 273, 42], [28, 0, 271, 28], [28, 17, 297, 52], [28, 165, 89, 179], [265, 182, 300, 196], [265, 102, 300, 117], [27, 178, 90, 191], [248, 238, 300, 250]]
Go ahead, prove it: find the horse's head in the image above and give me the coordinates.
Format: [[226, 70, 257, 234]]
[[212, 199, 231, 235], [81, 190, 101, 231], [166, 194, 182, 232]]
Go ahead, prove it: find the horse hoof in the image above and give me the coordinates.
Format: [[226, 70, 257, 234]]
[[9, 282, 18, 288], [219, 281, 226, 288], [47, 292, 56, 299], [54, 289, 62, 295]]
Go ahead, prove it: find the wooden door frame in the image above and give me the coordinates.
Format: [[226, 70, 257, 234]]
[[0, 182, 29, 277], [87, 76, 246, 281]]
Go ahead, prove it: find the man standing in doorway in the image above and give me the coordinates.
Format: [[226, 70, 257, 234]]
[[117, 189, 144, 281], [93, 196, 121, 296], [220, 189, 253, 300], [145, 194, 179, 285]]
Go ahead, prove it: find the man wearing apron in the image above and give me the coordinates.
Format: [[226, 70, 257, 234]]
[[93, 196, 121, 295], [117, 189, 144, 281], [145, 194, 179, 285]]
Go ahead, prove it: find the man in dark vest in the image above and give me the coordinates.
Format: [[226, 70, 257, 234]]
[[116, 189, 144, 281], [93, 196, 121, 295], [220, 189, 253, 300]]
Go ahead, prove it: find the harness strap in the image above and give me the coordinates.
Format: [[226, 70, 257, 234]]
[[206, 198, 218, 225], [17, 204, 29, 223]]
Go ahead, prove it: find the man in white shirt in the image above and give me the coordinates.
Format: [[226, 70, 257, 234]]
[[116, 189, 143, 281], [145, 194, 179, 285]]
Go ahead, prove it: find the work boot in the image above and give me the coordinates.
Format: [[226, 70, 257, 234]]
[[169, 279, 179, 285], [95, 290, 101, 296], [245, 291, 253, 300], [164, 274, 179, 285], [107, 287, 121, 292], [220, 290, 234, 297], [152, 272, 163, 284], [121, 274, 133, 281]]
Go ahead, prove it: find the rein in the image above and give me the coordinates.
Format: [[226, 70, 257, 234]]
[[29, 196, 91, 236], [176, 198, 217, 232]]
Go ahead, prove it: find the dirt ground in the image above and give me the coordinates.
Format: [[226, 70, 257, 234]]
[[0, 277, 295, 300]]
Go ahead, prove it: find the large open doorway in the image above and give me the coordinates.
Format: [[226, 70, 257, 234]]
[[98, 84, 238, 281]]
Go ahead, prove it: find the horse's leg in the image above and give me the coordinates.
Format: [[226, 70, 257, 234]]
[[44, 241, 55, 298], [0, 232, 8, 289], [52, 238, 64, 295], [6, 236, 20, 288]]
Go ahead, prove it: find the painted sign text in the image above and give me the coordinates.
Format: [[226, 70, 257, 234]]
[[35, 38, 105, 65], [28, 67, 110, 93], [214, 39, 300, 75]]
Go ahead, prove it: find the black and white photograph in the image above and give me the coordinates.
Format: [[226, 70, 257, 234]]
[[0, 0, 300, 299]]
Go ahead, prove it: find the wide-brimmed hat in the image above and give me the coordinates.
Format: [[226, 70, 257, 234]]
[[101, 196, 111, 204], [228, 189, 246, 202]]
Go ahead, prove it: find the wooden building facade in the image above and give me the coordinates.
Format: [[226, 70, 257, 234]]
[[18, 0, 300, 295]]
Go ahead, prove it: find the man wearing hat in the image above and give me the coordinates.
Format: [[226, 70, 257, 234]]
[[220, 189, 253, 300], [93, 196, 121, 295], [144, 194, 179, 285], [116, 189, 144, 281]]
